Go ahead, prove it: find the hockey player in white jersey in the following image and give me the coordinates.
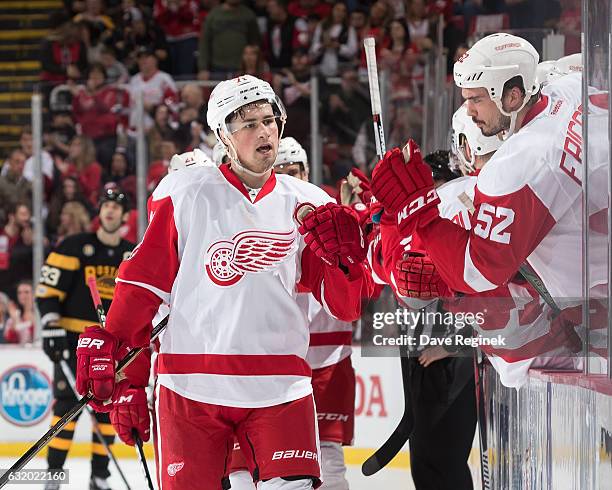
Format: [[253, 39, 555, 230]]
[[75, 75, 372, 490], [371, 33, 590, 311], [229, 137, 356, 490]]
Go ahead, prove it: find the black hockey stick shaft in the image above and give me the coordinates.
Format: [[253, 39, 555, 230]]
[[59, 360, 132, 490], [134, 431, 155, 490], [87, 277, 156, 490], [0, 316, 168, 489], [362, 317, 413, 475], [475, 351, 491, 490]]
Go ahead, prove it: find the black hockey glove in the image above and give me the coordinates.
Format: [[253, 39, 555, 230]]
[[42, 322, 68, 363]]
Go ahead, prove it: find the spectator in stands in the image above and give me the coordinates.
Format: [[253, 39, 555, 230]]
[[324, 67, 370, 175], [47, 176, 93, 234], [154, 0, 200, 76], [44, 111, 77, 159], [264, 0, 307, 71], [310, 2, 358, 77], [128, 47, 178, 132], [60, 136, 103, 207], [72, 63, 128, 169], [180, 83, 205, 113], [197, 0, 260, 79], [1, 204, 33, 295], [0, 150, 31, 207], [54, 201, 92, 246], [349, 6, 369, 46], [358, 1, 391, 70], [273, 48, 312, 146], [18, 127, 55, 190], [73, 0, 115, 45], [380, 19, 422, 147], [40, 18, 88, 98], [288, 0, 331, 21], [0, 203, 31, 296], [147, 137, 178, 191], [239, 44, 272, 83], [559, 0, 581, 55], [147, 104, 177, 162], [3, 281, 35, 344], [99, 45, 129, 84], [406, 0, 434, 51], [0, 292, 9, 342], [113, 9, 170, 74], [104, 151, 130, 185]]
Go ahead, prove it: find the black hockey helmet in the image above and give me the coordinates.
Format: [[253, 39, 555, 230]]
[[424, 150, 460, 184], [99, 186, 128, 212]]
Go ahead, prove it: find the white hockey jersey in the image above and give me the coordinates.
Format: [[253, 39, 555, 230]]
[[299, 293, 352, 370], [106, 164, 369, 408]]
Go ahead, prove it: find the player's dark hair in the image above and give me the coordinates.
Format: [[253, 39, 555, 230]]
[[424, 150, 459, 183], [226, 99, 278, 124], [503, 75, 540, 107]]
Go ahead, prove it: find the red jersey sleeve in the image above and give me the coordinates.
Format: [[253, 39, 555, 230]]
[[298, 247, 372, 322], [418, 185, 556, 294]]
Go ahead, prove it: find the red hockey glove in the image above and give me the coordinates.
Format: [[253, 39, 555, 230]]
[[371, 140, 440, 236], [76, 326, 129, 411], [110, 383, 150, 446], [338, 167, 373, 207], [296, 202, 367, 268], [396, 251, 452, 299]]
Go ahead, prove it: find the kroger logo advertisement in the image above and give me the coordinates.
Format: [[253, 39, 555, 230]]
[[0, 365, 52, 426]]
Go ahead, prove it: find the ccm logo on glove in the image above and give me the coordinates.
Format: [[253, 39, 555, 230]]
[[77, 338, 105, 349], [397, 189, 439, 225]]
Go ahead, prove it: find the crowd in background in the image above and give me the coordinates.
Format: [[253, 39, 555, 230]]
[[0, 0, 580, 342]]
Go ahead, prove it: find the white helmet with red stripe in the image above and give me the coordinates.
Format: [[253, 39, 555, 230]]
[[451, 102, 503, 174], [454, 33, 540, 136], [169, 148, 215, 171], [207, 75, 287, 177]]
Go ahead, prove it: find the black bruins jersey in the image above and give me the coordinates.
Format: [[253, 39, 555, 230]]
[[36, 233, 134, 333]]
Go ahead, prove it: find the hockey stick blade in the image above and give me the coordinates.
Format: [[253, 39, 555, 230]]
[[361, 411, 411, 476], [361, 354, 413, 475]]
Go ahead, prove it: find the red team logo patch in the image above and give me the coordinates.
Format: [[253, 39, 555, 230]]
[[205, 229, 297, 286]]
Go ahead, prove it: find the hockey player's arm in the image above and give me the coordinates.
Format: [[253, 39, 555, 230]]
[[418, 186, 556, 294], [35, 241, 80, 326], [105, 195, 180, 386], [299, 247, 372, 322]]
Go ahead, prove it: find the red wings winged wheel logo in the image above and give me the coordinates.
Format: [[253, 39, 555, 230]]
[[205, 229, 298, 286]]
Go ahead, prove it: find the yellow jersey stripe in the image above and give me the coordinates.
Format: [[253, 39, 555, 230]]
[[59, 317, 100, 333], [48, 438, 73, 451], [46, 252, 80, 271], [91, 442, 109, 456], [97, 423, 116, 437], [35, 285, 66, 301]]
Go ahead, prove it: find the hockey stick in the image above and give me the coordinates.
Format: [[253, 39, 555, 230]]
[[361, 318, 413, 476], [133, 431, 155, 490], [0, 301, 168, 488], [87, 277, 156, 490], [361, 37, 415, 476], [474, 350, 491, 489], [59, 360, 132, 490]]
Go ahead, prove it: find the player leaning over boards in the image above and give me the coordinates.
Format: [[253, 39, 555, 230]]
[[75, 75, 372, 490], [371, 33, 588, 308], [37, 189, 133, 490]]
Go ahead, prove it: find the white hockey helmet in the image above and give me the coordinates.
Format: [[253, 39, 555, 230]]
[[555, 53, 582, 76], [451, 102, 503, 174], [169, 148, 215, 171], [273, 137, 309, 174], [212, 141, 227, 166], [536, 60, 559, 86], [454, 33, 540, 136], [206, 75, 287, 177]]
